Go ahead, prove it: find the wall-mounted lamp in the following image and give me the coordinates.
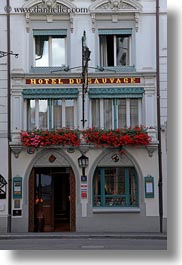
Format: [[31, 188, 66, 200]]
[[78, 154, 89, 168], [78, 154, 89, 180]]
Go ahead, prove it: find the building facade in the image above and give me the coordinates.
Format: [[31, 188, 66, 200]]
[[0, 0, 167, 233]]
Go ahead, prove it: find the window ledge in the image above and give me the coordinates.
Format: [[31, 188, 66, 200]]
[[93, 207, 140, 213]]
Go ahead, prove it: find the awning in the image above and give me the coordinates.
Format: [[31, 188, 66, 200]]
[[88, 87, 144, 98], [22, 88, 78, 99]]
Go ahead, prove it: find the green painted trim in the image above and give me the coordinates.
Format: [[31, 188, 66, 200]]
[[113, 98, 117, 129], [101, 168, 105, 207], [98, 29, 132, 35], [88, 87, 144, 99], [23, 88, 79, 99], [125, 168, 130, 207], [48, 99, 52, 130], [33, 29, 67, 36]]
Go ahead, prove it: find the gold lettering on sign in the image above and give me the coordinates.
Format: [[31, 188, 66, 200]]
[[76, 78, 82, 84], [52, 79, 56, 84], [44, 79, 49, 84], [116, 78, 121, 84], [58, 79, 63, 84], [88, 78, 92, 84], [69, 79, 74, 84], [124, 78, 129, 83], [94, 78, 99, 84], [131, 78, 136, 83], [30, 79, 36, 85], [102, 78, 107, 84], [38, 79, 43, 84], [110, 78, 115, 83]]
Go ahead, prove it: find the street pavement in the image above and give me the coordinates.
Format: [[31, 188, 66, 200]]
[[0, 232, 167, 250]]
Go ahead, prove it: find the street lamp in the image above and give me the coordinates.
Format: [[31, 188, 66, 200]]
[[78, 154, 89, 168], [78, 154, 89, 179], [81, 30, 91, 128]]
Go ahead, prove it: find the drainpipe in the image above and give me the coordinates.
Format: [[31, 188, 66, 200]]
[[156, 0, 163, 233], [7, 0, 12, 233]]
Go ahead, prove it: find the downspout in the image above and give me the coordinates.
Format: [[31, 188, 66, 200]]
[[7, 0, 12, 233], [156, 0, 163, 233]]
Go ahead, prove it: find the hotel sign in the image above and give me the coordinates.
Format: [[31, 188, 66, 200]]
[[26, 77, 140, 85]]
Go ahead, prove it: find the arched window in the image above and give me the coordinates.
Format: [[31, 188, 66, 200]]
[[93, 167, 138, 208]]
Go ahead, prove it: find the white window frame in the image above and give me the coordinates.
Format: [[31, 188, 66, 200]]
[[25, 99, 77, 130], [90, 98, 142, 129], [100, 34, 132, 67]]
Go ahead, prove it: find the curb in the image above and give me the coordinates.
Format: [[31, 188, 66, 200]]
[[0, 233, 167, 240]]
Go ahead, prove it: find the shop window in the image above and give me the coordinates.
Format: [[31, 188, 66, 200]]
[[27, 99, 76, 130], [99, 30, 132, 67], [93, 167, 138, 208], [91, 98, 141, 129], [33, 30, 67, 67]]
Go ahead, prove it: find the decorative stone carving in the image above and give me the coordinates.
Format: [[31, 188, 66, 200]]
[[98, 151, 133, 167], [34, 150, 70, 167], [99, 0, 133, 10]]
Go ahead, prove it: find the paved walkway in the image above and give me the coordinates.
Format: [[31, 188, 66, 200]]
[[0, 232, 167, 240]]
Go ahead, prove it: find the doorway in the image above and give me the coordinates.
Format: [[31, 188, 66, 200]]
[[29, 167, 76, 232]]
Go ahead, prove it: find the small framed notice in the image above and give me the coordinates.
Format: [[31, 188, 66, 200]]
[[144, 176, 154, 198], [13, 176, 22, 199]]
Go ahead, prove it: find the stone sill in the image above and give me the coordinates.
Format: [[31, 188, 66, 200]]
[[93, 207, 141, 213]]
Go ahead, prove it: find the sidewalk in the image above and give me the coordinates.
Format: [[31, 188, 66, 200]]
[[0, 232, 167, 240]]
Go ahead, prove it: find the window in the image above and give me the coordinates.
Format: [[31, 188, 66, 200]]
[[91, 98, 141, 129], [93, 167, 138, 207], [33, 30, 67, 67], [27, 99, 76, 130], [99, 29, 132, 67]]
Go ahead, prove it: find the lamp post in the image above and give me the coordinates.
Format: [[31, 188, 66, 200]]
[[81, 30, 91, 128]]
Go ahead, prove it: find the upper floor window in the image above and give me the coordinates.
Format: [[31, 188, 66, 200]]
[[27, 98, 76, 130], [33, 30, 67, 67], [91, 98, 142, 130], [99, 29, 132, 67]]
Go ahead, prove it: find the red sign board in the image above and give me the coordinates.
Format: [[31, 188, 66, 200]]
[[26, 77, 140, 85]]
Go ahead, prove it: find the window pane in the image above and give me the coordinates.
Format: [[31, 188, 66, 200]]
[[52, 37, 66, 66], [65, 100, 74, 129], [100, 35, 114, 66], [129, 168, 138, 206], [116, 36, 130, 66], [92, 99, 100, 128], [93, 167, 138, 208], [118, 99, 126, 128], [28, 100, 36, 130], [130, 99, 138, 128], [104, 99, 112, 129], [35, 36, 66, 67], [100, 34, 130, 67], [93, 169, 101, 207], [39, 100, 48, 129], [35, 36, 49, 66], [53, 100, 62, 129], [105, 168, 125, 195]]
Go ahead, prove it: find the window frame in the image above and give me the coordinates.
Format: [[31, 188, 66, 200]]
[[26, 98, 77, 130], [89, 98, 142, 129], [98, 29, 133, 68], [92, 167, 139, 208], [33, 29, 67, 68]]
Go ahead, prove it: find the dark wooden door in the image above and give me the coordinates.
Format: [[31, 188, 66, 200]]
[[29, 167, 76, 232]]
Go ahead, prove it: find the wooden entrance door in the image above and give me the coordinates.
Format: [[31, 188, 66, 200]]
[[29, 167, 76, 232]]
